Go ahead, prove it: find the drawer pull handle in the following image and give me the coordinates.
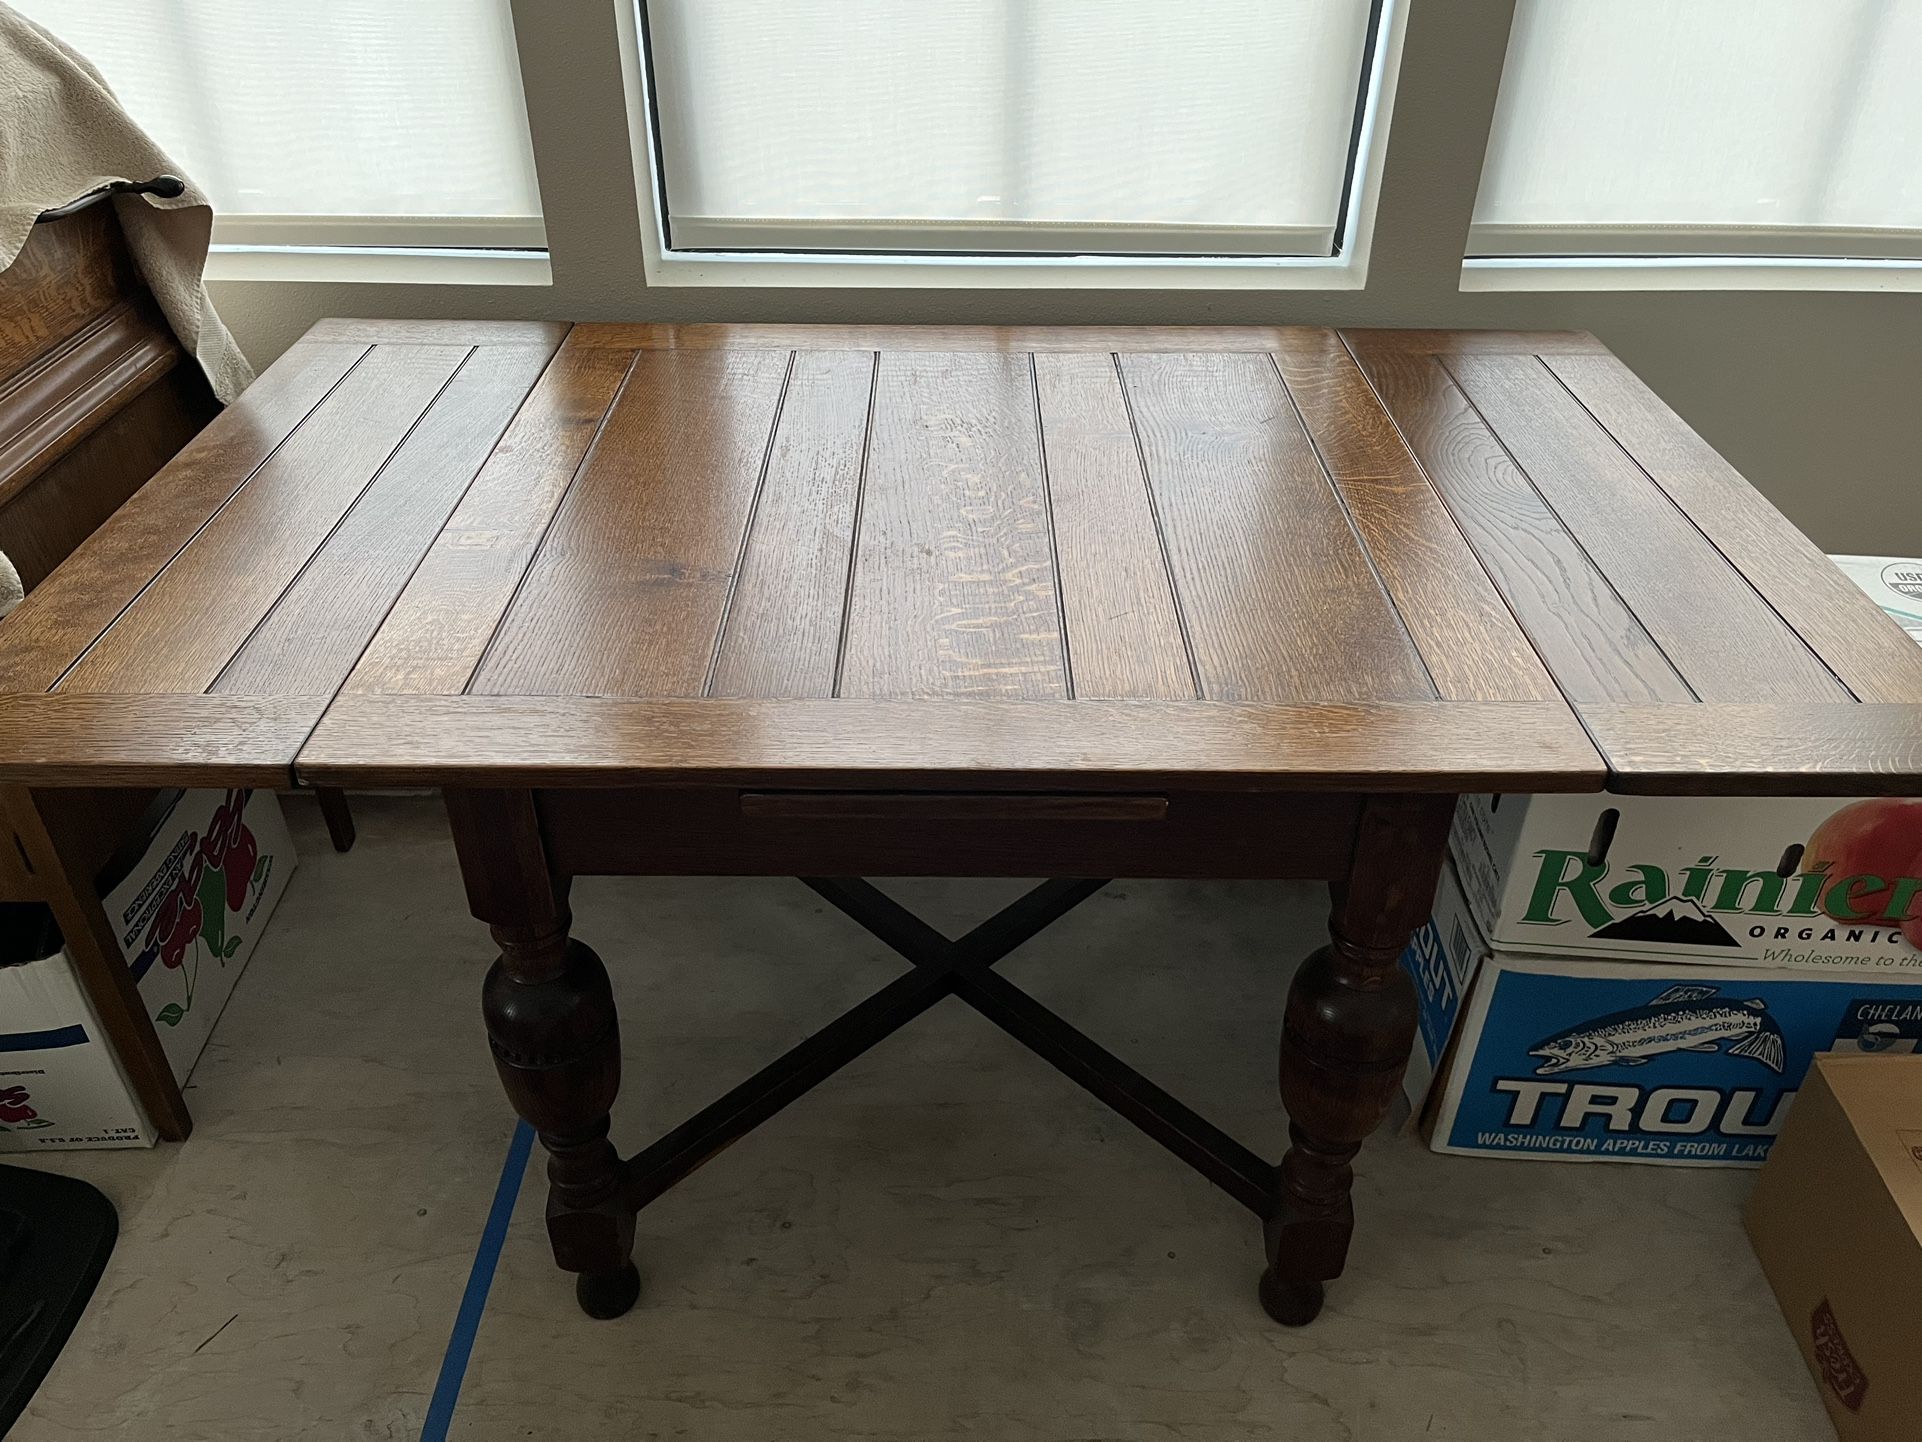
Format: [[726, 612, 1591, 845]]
[[737, 792, 1169, 823]]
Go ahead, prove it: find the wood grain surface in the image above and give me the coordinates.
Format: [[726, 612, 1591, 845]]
[[341, 339, 631, 696], [0, 693, 324, 785], [0, 336, 367, 690], [708, 350, 875, 698], [298, 694, 1603, 792], [1583, 704, 1922, 794], [838, 350, 1065, 699], [471, 347, 792, 697], [2, 319, 1910, 798], [1119, 351, 1432, 703], [1030, 352, 1195, 700], [1543, 352, 1922, 704]]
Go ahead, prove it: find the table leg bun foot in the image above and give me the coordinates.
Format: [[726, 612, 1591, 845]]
[[576, 1261, 641, 1320], [1257, 1268, 1324, 1327]]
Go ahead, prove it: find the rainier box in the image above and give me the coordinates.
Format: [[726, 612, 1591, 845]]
[[1745, 1054, 1922, 1439], [0, 788, 295, 1151], [1451, 792, 1922, 973], [1428, 954, 1922, 1167]]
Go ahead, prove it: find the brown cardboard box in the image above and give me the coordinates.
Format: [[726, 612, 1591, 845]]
[[1745, 1054, 1922, 1439]]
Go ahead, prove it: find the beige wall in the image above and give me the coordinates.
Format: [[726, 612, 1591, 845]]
[[207, 0, 1922, 555]]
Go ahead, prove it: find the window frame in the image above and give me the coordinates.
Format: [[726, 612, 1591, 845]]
[[616, 0, 1410, 290]]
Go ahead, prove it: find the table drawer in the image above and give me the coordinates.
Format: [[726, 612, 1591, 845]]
[[540, 786, 1359, 880]]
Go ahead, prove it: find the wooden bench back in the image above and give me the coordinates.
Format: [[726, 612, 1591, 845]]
[[0, 204, 216, 590]]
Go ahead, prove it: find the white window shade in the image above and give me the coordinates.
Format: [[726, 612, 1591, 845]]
[[1472, 0, 1922, 260], [641, 0, 1377, 258], [12, 0, 544, 250]]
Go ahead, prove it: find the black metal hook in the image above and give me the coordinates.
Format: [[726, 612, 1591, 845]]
[[36, 174, 186, 223]]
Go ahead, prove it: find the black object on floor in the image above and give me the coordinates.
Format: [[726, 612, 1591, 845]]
[[0, 1164, 117, 1435]]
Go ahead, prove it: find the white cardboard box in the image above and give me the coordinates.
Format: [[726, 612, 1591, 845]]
[[0, 788, 296, 1150], [1449, 791, 1922, 972]]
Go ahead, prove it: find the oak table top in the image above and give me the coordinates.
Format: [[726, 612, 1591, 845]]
[[0, 319, 1916, 793]]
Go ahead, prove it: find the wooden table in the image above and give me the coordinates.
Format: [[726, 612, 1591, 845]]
[[4, 322, 1919, 1328]]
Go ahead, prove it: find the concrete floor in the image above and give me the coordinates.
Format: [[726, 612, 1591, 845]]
[[12, 795, 1831, 1441]]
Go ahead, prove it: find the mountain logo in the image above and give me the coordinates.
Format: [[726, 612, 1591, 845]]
[[1528, 984, 1787, 1076], [1588, 896, 1741, 948]]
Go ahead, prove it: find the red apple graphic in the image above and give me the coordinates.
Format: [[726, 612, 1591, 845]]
[[1904, 848, 1922, 950], [223, 825, 258, 912], [1806, 799, 1922, 926]]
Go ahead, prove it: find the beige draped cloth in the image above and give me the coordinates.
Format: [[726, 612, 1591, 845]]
[[0, 3, 253, 404]]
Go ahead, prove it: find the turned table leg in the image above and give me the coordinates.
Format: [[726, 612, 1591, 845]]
[[446, 789, 638, 1320], [1262, 792, 1455, 1326]]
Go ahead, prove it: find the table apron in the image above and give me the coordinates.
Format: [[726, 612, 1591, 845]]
[[536, 786, 1363, 881]]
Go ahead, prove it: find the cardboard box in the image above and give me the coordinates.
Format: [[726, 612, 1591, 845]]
[[1425, 953, 1922, 1166], [1746, 1054, 1922, 1438], [0, 788, 296, 1150], [1400, 858, 1488, 1114], [1450, 792, 1922, 972]]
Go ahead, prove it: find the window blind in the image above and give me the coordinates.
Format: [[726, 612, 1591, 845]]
[[641, 0, 1377, 258], [1472, 0, 1922, 260], [13, 0, 544, 249]]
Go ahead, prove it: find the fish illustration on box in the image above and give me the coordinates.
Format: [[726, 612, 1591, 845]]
[[1529, 984, 1786, 1076]]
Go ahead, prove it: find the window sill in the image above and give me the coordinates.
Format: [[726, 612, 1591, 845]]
[[641, 249, 1367, 291], [1461, 255, 1922, 294], [204, 245, 552, 287]]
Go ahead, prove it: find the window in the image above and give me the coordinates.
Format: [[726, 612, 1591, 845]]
[[636, 0, 1383, 259], [1472, 0, 1922, 260], [12, 0, 543, 251]]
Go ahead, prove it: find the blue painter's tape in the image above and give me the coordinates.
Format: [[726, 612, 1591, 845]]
[[0, 1023, 90, 1053], [420, 1118, 534, 1442]]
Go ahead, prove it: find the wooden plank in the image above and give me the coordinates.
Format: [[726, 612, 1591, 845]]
[[568, 323, 1343, 354], [471, 347, 792, 697], [296, 694, 1604, 793], [838, 351, 1065, 700], [1032, 352, 1195, 700], [0, 300, 178, 503], [214, 340, 561, 697], [1337, 329, 1606, 356], [708, 350, 874, 699], [1448, 354, 1849, 703], [1117, 351, 1433, 704], [55, 343, 470, 695], [1347, 336, 1694, 705], [305, 318, 572, 347], [1272, 333, 1559, 703], [0, 693, 323, 785], [1582, 703, 1922, 795], [340, 339, 636, 696], [1544, 352, 1922, 704], [0, 336, 368, 692]]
